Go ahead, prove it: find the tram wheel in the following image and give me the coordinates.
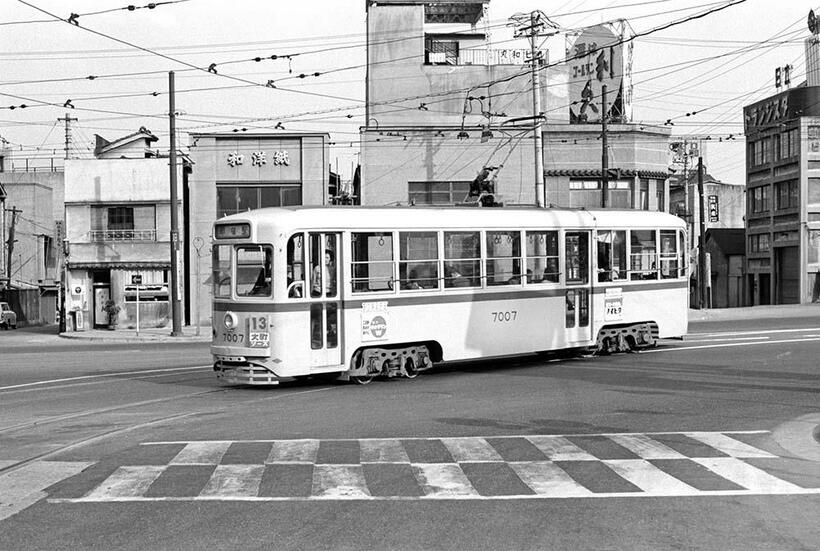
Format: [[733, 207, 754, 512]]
[[351, 375, 375, 385], [404, 357, 419, 379]]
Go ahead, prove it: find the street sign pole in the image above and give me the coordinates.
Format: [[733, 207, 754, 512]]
[[132, 275, 143, 336]]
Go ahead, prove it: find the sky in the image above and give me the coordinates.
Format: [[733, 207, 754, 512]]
[[0, 0, 816, 184]]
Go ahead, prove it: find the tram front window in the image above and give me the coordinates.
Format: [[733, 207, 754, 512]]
[[236, 246, 273, 297], [212, 245, 232, 298]]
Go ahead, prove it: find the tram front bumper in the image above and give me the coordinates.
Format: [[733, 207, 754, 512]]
[[213, 356, 294, 385]]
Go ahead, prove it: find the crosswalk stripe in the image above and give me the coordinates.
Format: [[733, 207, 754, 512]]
[[440, 437, 503, 463], [200, 465, 264, 497], [312, 465, 370, 498], [267, 439, 319, 464], [603, 460, 699, 495], [607, 434, 686, 459], [509, 461, 592, 497], [684, 433, 776, 458], [360, 439, 410, 463], [85, 466, 166, 499], [170, 442, 232, 465], [693, 458, 804, 493], [526, 435, 597, 461], [414, 463, 479, 497], [0, 461, 92, 521]]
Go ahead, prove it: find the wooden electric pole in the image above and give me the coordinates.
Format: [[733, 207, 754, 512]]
[[168, 71, 183, 336], [697, 157, 707, 309], [601, 84, 609, 208]]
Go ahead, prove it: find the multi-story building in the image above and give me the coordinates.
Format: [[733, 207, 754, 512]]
[[185, 132, 331, 326], [361, 0, 671, 209], [64, 128, 184, 328]]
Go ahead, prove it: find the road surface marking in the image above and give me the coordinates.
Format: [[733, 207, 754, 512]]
[[200, 465, 264, 497], [0, 461, 91, 521], [688, 328, 820, 338], [312, 465, 370, 498], [266, 439, 319, 464], [510, 461, 592, 497], [606, 434, 687, 460], [526, 435, 597, 461], [649, 336, 820, 353], [360, 439, 410, 463], [85, 465, 165, 499], [0, 366, 211, 392], [414, 463, 478, 497], [684, 432, 777, 458], [683, 337, 768, 343], [603, 459, 699, 495], [441, 437, 504, 463], [693, 457, 804, 493], [170, 441, 232, 465]]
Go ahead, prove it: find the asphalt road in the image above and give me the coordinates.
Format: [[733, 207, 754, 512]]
[[0, 319, 818, 550]]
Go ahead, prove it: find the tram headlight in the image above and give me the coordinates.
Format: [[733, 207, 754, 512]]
[[223, 312, 239, 330]]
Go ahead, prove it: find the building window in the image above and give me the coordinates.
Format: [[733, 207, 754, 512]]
[[425, 35, 459, 65], [808, 178, 820, 207], [569, 179, 631, 208], [750, 185, 770, 213], [108, 206, 134, 230], [773, 133, 781, 161], [749, 233, 770, 253], [656, 179, 665, 211], [408, 181, 470, 205], [775, 180, 799, 210], [216, 184, 302, 217]]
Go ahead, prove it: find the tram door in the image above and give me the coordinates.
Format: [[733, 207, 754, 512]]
[[307, 232, 343, 370], [564, 231, 591, 345]]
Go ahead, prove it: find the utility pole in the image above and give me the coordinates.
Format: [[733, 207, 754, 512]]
[[601, 84, 609, 208], [57, 113, 78, 160], [168, 71, 183, 336], [697, 157, 707, 310], [6, 205, 21, 284]]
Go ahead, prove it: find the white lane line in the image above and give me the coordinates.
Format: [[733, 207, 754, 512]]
[[200, 465, 264, 498], [360, 439, 410, 463], [85, 465, 166, 499], [414, 463, 478, 497], [510, 461, 592, 497], [684, 337, 768, 343], [170, 441, 232, 465], [0, 461, 92, 521], [440, 437, 503, 463], [607, 434, 687, 460], [526, 435, 597, 461], [648, 336, 820, 353], [693, 458, 804, 493], [688, 327, 820, 338], [0, 366, 211, 391], [266, 439, 319, 464], [684, 432, 777, 458], [144, 430, 770, 446], [312, 465, 370, 498], [603, 459, 699, 495]]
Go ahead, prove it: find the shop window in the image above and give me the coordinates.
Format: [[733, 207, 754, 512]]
[[216, 184, 302, 217]]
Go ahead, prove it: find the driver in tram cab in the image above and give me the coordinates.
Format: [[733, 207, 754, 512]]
[[312, 249, 336, 297]]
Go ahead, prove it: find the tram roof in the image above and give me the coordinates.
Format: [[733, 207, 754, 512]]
[[219, 206, 686, 233]]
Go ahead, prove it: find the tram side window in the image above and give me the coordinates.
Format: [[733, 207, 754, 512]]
[[399, 231, 439, 290], [630, 230, 658, 280], [444, 231, 480, 288], [526, 231, 559, 283], [236, 246, 272, 297], [597, 230, 626, 282], [660, 230, 679, 279], [352, 232, 394, 292], [486, 231, 522, 285], [212, 244, 232, 298], [287, 234, 305, 298]]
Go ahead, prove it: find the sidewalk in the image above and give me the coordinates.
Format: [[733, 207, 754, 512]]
[[59, 324, 210, 343], [688, 303, 820, 323]]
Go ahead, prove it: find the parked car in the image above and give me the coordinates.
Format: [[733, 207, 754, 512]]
[[0, 301, 17, 329]]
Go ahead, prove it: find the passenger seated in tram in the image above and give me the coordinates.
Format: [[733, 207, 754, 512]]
[[445, 264, 470, 288], [404, 269, 423, 290]]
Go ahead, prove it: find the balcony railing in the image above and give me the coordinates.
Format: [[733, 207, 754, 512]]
[[89, 229, 157, 242], [428, 48, 532, 66]]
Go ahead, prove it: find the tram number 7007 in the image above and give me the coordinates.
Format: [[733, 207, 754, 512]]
[[491, 310, 518, 323]]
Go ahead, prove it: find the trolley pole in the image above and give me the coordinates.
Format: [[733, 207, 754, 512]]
[[697, 156, 707, 310], [168, 71, 183, 336]]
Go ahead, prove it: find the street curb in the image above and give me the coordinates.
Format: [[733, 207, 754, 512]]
[[58, 333, 209, 344]]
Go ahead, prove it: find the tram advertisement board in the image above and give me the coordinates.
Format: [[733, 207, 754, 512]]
[[604, 287, 623, 321], [361, 301, 389, 342]]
